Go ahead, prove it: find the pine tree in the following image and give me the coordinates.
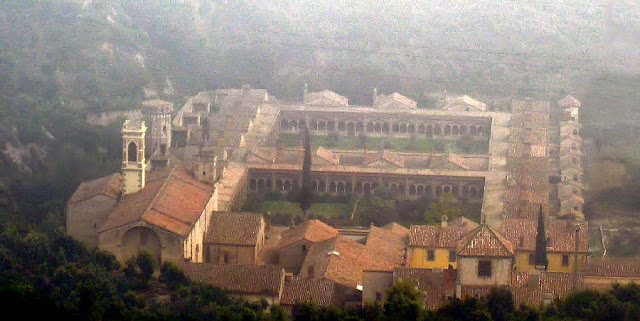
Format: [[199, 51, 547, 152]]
[[298, 123, 312, 217], [534, 205, 548, 269]]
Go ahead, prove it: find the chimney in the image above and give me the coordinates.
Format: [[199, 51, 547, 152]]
[[373, 88, 378, 103]]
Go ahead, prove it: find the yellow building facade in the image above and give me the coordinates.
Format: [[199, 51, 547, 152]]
[[409, 247, 458, 269], [513, 251, 586, 273]]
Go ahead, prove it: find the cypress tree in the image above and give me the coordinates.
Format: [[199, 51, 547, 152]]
[[298, 123, 312, 217], [534, 205, 549, 269]]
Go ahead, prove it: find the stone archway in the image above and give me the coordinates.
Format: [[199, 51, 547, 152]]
[[122, 226, 162, 264]]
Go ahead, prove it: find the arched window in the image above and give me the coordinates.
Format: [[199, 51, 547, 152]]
[[280, 119, 289, 130], [128, 141, 137, 162]]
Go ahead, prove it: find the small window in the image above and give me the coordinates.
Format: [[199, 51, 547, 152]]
[[223, 253, 229, 264], [478, 260, 492, 277], [375, 291, 382, 302], [427, 250, 435, 261], [448, 251, 456, 263], [528, 253, 535, 265], [302, 244, 307, 252], [307, 266, 315, 279], [562, 255, 570, 266]]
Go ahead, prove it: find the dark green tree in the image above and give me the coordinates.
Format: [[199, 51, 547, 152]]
[[160, 261, 188, 289], [298, 123, 312, 217], [534, 205, 548, 269], [384, 280, 423, 321], [486, 287, 514, 321]]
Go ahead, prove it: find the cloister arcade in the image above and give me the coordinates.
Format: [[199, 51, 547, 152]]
[[278, 115, 491, 139], [247, 170, 484, 200]]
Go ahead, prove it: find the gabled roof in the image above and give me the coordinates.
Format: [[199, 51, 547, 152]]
[[409, 218, 478, 249], [205, 212, 264, 246], [68, 173, 122, 204], [315, 147, 339, 165], [584, 257, 640, 278], [305, 90, 349, 107], [373, 92, 417, 109], [447, 153, 470, 170], [364, 150, 405, 168], [380, 222, 410, 235], [280, 278, 335, 306], [366, 225, 409, 266], [277, 220, 339, 249], [500, 218, 588, 253], [98, 166, 214, 237], [301, 236, 396, 288], [457, 223, 514, 257], [558, 95, 581, 108], [444, 95, 487, 111], [248, 148, 276, 163], [176, 262, 284, 296]]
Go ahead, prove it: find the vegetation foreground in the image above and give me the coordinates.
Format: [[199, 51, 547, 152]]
[[0, 224, 640, 320]]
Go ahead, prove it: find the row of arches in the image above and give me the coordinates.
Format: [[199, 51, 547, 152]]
[[279, 118, 489, 137], [248, 177, 483, 199]]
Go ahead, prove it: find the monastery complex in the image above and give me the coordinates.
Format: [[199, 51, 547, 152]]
[[66, 86, 639, 310]]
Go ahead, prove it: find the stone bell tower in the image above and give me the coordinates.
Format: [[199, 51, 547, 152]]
[[122, 120, 147, 195]]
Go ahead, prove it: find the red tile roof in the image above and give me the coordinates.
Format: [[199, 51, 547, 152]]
[[68, 173, 122, 204], [364, 150, 405, 168], [584, 257, 640, 278], [366, 225, 408, 266], [316, 147, 339, 165], [99, 166, 214, 237], [176, 262, 284, 296], [409, 218, 478, 249], [205, 212, 264, 246], [511, 271, 583, 306], [393, 267, 457, 309], [277, 220, 339, 249], [280, 278, 335, 307], [301, 236, 396, 289], [457, 224, 514, 257]]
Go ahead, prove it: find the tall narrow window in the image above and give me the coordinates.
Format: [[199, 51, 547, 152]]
[[427, 250, 435, 261], [448, 251, 456, 262], [562, 255, 570, 266], [128, 141, 137, 162]]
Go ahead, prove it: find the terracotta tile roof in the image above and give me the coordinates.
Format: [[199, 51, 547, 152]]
[[99, 166, 214, 237], [584, 257, 640, 277], [249, 148, 276, 163], [447, 153, 470, 170], [176, 262, 284, 296], [366, 225, 408, 266], [68, 173, 122, 204], [280, 277, 335, 306], [277, 220, 339, 249], [393, 267, 457, 309], [380, 222, 410, 235], [444, 95, 488, 111], [364, 150, 405, 168], [316, 147, 339, 165], [558, 95, 581, 108], [457, 224, 514, 257], [305, 90, 349, 106], [546, 220, 588, 253], [409, 218, 478, 249], [205, 212, 264, 246], [301, 236, 395, 288], [374, 92, 417, 109], [511, 271, 583, 306]]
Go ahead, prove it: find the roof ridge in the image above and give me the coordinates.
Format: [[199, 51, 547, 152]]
[[171, 168, 214, 193], [142, 166, 178, 222], [486, 224, 514, 255]]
